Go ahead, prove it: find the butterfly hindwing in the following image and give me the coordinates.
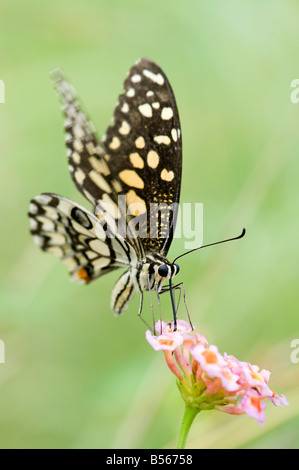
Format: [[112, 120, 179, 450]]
[[29, 193, 137, 283]]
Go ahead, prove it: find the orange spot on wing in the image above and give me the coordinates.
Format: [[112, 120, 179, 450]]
[[77, 268, 91, 284]]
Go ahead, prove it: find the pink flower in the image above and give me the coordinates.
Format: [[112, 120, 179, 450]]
[[192, 344, 240, 392], [146, 320, 288, 425], [269, 393, 289, 407], [241, 390, 268, 425], [145, 319, 193, 351], [145, 329, 184, 351]]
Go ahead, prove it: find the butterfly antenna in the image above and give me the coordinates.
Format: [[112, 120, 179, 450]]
[[173, 228, 246, 264]]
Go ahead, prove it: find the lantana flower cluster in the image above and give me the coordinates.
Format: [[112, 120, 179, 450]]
[[146, 320, 288, 425]]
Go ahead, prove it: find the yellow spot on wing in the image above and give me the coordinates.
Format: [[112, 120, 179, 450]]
[[171, 128, 178, 142], [109, 136, 121, 149], [86, 142, 96, 155], [119, 121, 131, 135], [74, 168, 85, 185], [72, 151, 81, 164], [135, 136, 145, 149], [143, 69, 164, 85], [112, 179, 123, 192], [127, 88, 135, 97], [138, 103, 153, 118], [130, 153, 144, 169], [161, 107, 174, 120], [147, 150, 159, 169], [119, 170, 144, 189], [89, 156, 110, 176], [161, 169, 174, 182], [74, 139, 83, 152], [121, 102, 129, 113], [154, 135, 171, 145], [126, 190, 147, 216], [89, 170, 112, 193]]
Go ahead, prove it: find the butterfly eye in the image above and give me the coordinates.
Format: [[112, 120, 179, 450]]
[[174, 263, 180, 274], [158, 265, 169, 277]]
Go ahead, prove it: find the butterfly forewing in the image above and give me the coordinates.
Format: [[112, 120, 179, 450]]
[[102, 58, 182, 256]]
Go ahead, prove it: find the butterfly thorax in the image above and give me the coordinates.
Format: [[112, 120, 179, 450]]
[[136, 253, 180, 292], [110, 253, 179, 315]]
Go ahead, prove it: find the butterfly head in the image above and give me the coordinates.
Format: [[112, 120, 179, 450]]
[[156, 262, 180, 280]]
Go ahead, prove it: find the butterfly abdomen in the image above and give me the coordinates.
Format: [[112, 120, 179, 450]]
[[111, 269, 138, 315]]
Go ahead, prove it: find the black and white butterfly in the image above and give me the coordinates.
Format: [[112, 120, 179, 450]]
[[29, 58, 184, 324]]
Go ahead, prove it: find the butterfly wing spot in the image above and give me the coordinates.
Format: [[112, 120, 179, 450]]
[[161, 169, 174, 182], [47, 246, 64, 257], [121, 102, 129, 113], [70, 207, 93, 229], [73, 139, 84, 153], [85, 142, 96, 155], [89, 170, 112, 194], [87, 155, 110, 176], [88, 239, 110, 257], [109, 136, 121, 149], [138, 103, 153, 118], [75, 267, 92, 284], [29, 202, 39, 214], [147, 150, 160, 169], [119, 170, 145, 189], [72, 151, 81, 164], [36, 215, 55, 231], [171, 128, 178, 142], [152, 102, 160, 109], [119, 121, 131, 135], [29, 218, 39, 230], [36, 194, 53, 205], [130, 153, 144, 169], [64, 257, 78, 272], [153, 135, 171, 145], [142, 69, 164, 86], [47, 232, 66, 246], [126, 190, 147, 216], [135, 136, 145, 149], [111, 179, 123, 192], [33, 235, 44, 247], [131, 74, 142, 83], [126, 88, 135, 97], [74, 168, 86, 185], [161, 107, 174, 120]]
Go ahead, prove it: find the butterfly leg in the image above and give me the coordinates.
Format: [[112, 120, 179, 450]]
[[137, 291, 154, 332], [148, 274, 157, 332], [155, 286, 163, 335], [160, 282, 193, 329]]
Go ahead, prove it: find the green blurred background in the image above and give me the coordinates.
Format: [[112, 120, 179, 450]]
[[0, 0, 298, 449]]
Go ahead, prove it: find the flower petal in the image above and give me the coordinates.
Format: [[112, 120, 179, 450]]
[[241, 391, 267, 425], [146, 330, 183, 351]]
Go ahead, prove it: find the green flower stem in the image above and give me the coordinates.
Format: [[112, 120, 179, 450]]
[[176, 405, 199, 449]]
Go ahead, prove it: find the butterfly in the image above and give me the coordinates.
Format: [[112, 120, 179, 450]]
[[28, 58, 184, 326]]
